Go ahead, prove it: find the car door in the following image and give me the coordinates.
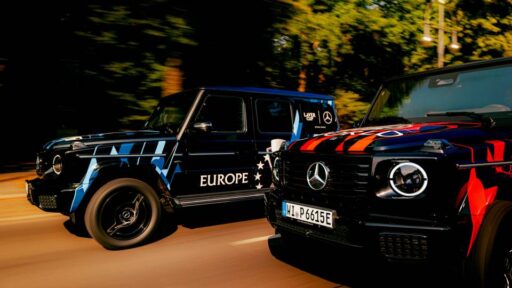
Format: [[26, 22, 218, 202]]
[[173, 92, 259, 205]]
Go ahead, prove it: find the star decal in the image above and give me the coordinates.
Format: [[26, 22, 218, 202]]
[[264, 154, 271, 162], [254, 172, 261, 181], [256, 183, 263, 190], [257, 161, 264, 170]]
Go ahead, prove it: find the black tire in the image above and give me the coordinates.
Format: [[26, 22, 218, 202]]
[[85, 178, 162, 250], [466, 200, 512, 288]]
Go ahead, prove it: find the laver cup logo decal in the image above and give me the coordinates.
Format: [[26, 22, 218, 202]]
[[304, 112, 316, 121], [307, 162, 329, 190], [200, 173, 249, 187]]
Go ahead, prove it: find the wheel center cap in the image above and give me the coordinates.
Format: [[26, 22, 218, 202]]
[[121, 209, 134, 221], [505, 249, 512, 288]]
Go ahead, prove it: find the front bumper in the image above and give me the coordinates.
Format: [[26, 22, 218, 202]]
[[26, 178, 76, 214], [264, 190, 458, 263]]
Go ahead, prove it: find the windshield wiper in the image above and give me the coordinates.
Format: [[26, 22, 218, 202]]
[[426, 111, 496, 128]]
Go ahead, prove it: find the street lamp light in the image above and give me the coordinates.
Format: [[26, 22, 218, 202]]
[[448, 30, 461, 53], [420, 0, 461, 68]]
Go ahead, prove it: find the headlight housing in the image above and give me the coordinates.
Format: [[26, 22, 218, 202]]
[[52, 154, 63, 175], [388, 162, 428, 197]]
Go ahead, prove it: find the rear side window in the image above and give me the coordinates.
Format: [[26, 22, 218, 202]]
[[256, 99, 293, 133], [196, 95, 246, 132]]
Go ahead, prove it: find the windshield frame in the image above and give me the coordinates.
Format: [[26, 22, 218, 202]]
[[144, 90, 202, 138]]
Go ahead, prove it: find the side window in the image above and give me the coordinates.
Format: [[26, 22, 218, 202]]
[[256, 99, 293, 133], [195, 95, 246, 133], [300, 101, 338, 136]]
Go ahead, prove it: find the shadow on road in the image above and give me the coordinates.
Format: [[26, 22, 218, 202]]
[[63, 212, 180, 244], [179, 200, 265, 229], [267, 234, 460, 288], [153, 212, 179, 242], [63, 219, 91, 238], [62, 201, 264, 247]]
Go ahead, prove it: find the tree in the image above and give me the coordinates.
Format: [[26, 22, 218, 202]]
[[457, 0, 512, 60], [268, 0, 353, 93], [269, 0, 512, 125], [76, 1, 195, 128], [269, 0, 423, 124]]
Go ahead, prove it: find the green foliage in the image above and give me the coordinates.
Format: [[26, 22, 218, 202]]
[[73, 0, 512, 129], [76, 2, 195, 127], [334, 89, 370, 127], [269, 0, 512, 127], [457, 0, 512, 59], [269, 0, 424, 125]]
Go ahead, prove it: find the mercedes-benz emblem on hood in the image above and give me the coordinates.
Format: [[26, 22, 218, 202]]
[[307, 162, 329, 190]]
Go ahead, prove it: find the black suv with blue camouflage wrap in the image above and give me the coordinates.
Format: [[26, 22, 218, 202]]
[[27, 87, 338, 249], [265, 58, 512, 287]]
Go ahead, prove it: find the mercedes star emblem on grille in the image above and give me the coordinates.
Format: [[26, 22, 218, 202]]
[[306, 162, 329, 190]]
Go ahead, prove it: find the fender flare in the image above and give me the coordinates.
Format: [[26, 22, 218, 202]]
[[71, 161, 173, 215]]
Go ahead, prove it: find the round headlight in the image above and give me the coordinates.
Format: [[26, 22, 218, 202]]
[[388, 162, 428, 197], [272, 157, 282, 183], [52, 155, 63, 175]]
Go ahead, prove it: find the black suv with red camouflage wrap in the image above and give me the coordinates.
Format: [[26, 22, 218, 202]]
[[265, 57, 512, 287]]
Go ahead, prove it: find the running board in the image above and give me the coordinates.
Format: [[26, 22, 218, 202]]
[[174, 190, 269, 207]]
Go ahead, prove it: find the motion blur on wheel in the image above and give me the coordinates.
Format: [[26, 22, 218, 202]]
[[85, 178, 161, 250]]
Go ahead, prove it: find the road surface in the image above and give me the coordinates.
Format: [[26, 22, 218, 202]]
[[0, 171, 454, 287]]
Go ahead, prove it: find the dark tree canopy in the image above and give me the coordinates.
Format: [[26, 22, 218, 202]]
[[1, 0, 511, 162]]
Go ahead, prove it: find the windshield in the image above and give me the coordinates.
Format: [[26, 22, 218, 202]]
[[363, 63, 512, 127], [145, 91, 197, 133]]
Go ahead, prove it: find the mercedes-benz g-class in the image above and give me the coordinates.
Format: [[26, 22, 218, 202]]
[[266, 58, 512, 287], [27, 87, 338, 249]]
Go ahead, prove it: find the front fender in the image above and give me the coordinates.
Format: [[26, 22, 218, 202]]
[[70, 159, 170, 213]]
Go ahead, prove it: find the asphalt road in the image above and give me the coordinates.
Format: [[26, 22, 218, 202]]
[[0, 171, 456, 288]]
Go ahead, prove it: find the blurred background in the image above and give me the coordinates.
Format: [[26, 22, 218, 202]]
[[0, 0, 511, 166]]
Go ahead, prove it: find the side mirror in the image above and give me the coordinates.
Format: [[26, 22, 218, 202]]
[[270, 138, 287, 152], [192, 121, 212, 133]]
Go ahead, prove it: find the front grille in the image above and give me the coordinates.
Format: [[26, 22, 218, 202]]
[[38, 195, 58, 209], [379, 233, 428, 260], [282, 153, 371, 217]]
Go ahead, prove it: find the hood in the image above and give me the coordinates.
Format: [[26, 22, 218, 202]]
[[289, 122, 497, 154], [43, 130, 171, 151]]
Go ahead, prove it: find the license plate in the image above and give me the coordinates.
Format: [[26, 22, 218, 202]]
[[282, 201, 335, 228]]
